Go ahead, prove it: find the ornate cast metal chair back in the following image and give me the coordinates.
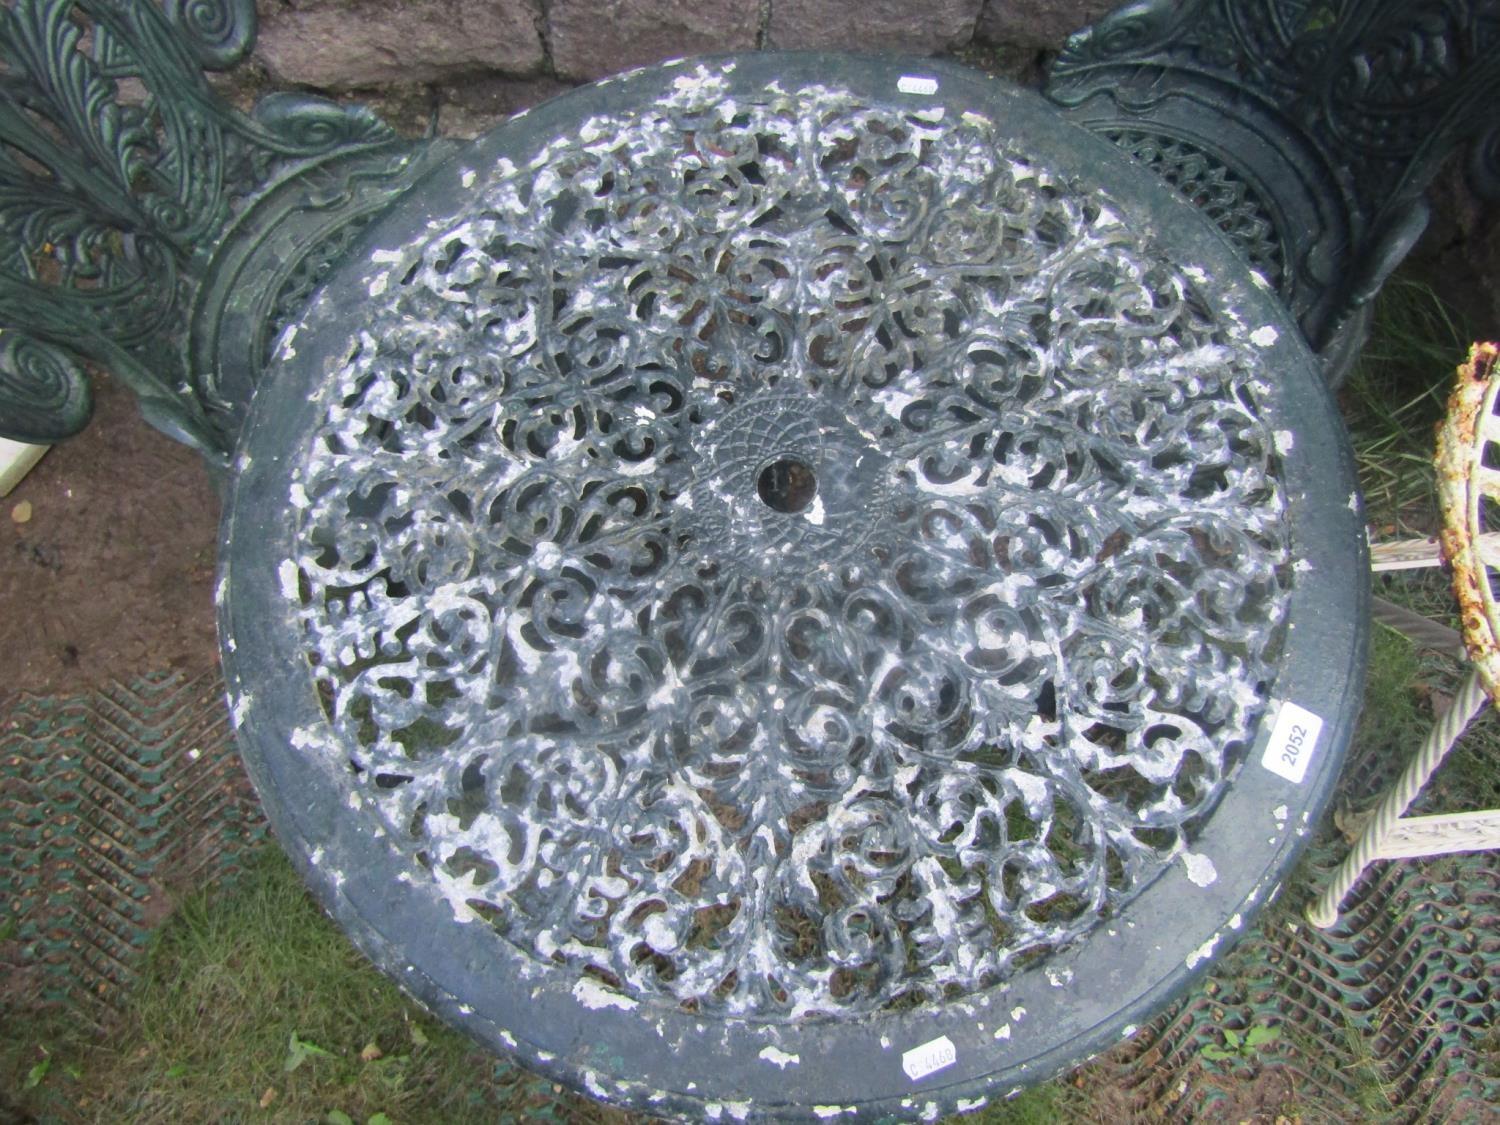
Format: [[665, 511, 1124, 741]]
[[0, 0, 449, 463], [1046, 0, 1500, 384], [4, 2, 1495, 455]]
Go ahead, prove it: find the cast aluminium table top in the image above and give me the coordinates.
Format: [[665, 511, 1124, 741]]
[[219, 53, 1367, 1121]]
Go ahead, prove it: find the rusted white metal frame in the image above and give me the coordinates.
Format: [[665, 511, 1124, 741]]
[[1310, 343, 1500, 928]]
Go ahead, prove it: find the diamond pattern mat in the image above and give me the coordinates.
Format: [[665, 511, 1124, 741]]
[[1, 672, 268, 1030], [1081, 850, 1499, 1123], [2, 671, 1496, 1121]]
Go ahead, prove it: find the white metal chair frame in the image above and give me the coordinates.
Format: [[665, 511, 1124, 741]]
[[1309, 342, 1500, 928]]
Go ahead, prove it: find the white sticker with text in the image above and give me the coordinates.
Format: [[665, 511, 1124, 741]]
[[1260, 701, 1323, 784], [902, 1035, 957, 1081], [897, 75, 939, 96]]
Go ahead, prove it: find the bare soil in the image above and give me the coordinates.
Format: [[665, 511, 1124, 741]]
[[0, 371, 221, 696]]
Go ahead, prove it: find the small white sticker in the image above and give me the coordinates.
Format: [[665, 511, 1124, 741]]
[[897, 75, 939, 96], [902, 1035, 957, 1081], [1260, 701, 1323, 784]]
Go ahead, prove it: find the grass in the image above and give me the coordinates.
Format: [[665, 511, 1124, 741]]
[[1270, 270, 1498, 1117], [969, 1080, 1092, 1124], [1336, 1018, 1400, 1119], [1339, 275, 1472, 538], [0, 842, 1088, 1123], [1358, 677, 1499, 825], [1, 849, 604, 1124]]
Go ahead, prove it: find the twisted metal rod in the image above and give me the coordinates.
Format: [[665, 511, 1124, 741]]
[[1307, 666, 1491, 928], [1370, 595, 1466, 659]]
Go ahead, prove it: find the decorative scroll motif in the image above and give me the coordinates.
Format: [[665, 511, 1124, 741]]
[[288, 76, 1294, 1019], [1100, 128, 1285, 289], [1047, 0, 1500, 378], [0, 0, 404, 454], [0, 329, 88, 436], [184, 143, 456, 442]]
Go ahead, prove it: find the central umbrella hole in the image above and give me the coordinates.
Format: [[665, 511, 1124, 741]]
[[757, 457, 817, 513]]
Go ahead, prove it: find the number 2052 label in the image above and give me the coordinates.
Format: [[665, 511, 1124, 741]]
[[1260, 702, 1324, 784]]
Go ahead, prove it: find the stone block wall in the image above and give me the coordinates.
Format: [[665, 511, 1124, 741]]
[[253, 0, 545, 88], [249, 0, 1496, 332], [252, 0, 1103, 100]]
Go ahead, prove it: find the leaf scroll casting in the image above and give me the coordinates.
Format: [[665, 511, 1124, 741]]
[[0, 0, 396, 449]]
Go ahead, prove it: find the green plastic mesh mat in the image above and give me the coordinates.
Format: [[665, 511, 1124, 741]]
[[2, 670, 1496, 1121], [1074, 644, 1500, 1125], [0, 672, 268, 1030], [1077, 850, 1499, 1123]]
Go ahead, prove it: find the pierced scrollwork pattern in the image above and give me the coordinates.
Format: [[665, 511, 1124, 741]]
[[0, 0, 402, 452], [1047, 0, 1500, 377], [1054, 0, 1500, 203], [1101, 128, 1286, 290], [288, 78, 1294, 1020]]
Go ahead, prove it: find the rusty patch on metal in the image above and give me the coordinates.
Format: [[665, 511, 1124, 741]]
[[1435, 341, 1500, 700]]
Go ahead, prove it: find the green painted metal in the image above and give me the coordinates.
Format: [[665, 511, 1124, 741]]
[[4, 2, 1493, 449], [0, 0, 449, 461], [1046, 0, 1500, 386], [1102, 853, 1500, 1122]]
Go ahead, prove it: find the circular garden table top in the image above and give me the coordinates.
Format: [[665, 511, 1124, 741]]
[[220, 52, 1367, 1121]]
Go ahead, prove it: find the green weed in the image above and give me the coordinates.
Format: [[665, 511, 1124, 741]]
[[1340, 274, 1474, 536], [968, 1078, 1091, 1123], [1200, 1023, 1280, 1063], [1339, 1020, 1398, 1117]]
